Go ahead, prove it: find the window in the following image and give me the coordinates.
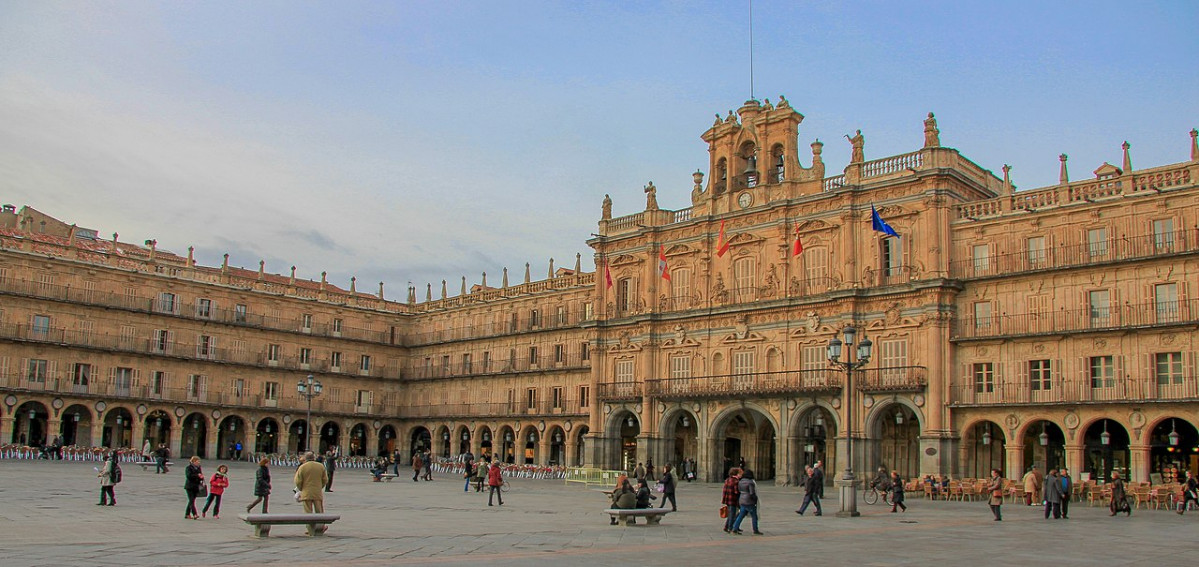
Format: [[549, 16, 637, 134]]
[[733, 258, 756, 302], [356, 390, 373, 409], [526, 388, 538, 410], [1026, 236, 1046, 267], [151, 371, 165, 395], [878, 339, 909, 383], [153, 330, 170, 353], [506, 389, 517, 412], [615, 359, 635, 383], [881, 237, 902, 277], [1089, 355, 1115, 388], [120, 325, 137, 349], [234, 304, 247, 323], [114, 367, 134, 391], [266, 344, 281, 363], [530, 309, 541, 329], [233, 378, 245, 399], [529, 346, 538, 365], [1155, 283, 1179, 322], [972, 244, 990, 274], [186, 373, 205, 397], [32, 314, 51, 337], [73, 363, 91, 386], [156, 292, 178, 314], [1087, 228, 1108, 258], [805, 247, 829, 282], [332, 318, 343, 334], [360, 354, 372, 372], [973, 302, 992, 330], [299, 348, 313, 365], [579, 385, 590, 408], [733, 350, 755, 376], [301, 313, 313, 330], [616, 278, 632, 312], [670, 354, 691, 379], [482, 351, 491, 372], [581, 342, 590, 361], [583, 302, 594, 321], [197, 335, 215, 359], [26, 359, 48, 383], [552, 386, 564, 409], [671, 269, 692, 308], [510, 312, 518, 332], [330, 351, 342, 370], [556, 306, 567, 326], [462, 353, 472, 373], [196, 298, 213, 318], [1155, 352, 1183, 385], [264, 381, 279, 401], [1153, 219, 1175, 251], [1029, 359, 1052, 391], [1088, 290, 1110, 326], [972, 362, 994, 393], [553, 344, 564, 364]]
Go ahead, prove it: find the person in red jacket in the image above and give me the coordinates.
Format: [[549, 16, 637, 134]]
[[201, 465, 230, 519], [487, 462, 504, 506]]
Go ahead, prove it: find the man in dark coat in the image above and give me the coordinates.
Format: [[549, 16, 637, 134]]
[[813, 460, 826, 498], [324, 446, 338, 492], [1059, 467, 1073, 519], [796, 465, 823, 516], [1043, 468, 1063, 519]]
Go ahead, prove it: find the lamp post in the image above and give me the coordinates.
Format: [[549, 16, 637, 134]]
[[297, 374, 323, 453], [827, 325, 872, 518]]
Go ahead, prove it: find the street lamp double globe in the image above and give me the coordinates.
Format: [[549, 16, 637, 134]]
[[297, 374, 323, 453], [827, 326, 872, 518]]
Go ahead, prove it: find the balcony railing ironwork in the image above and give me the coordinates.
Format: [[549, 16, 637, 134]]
[[856, 366, 928, 392], [645, 369, 843, 400], [950, 230, 1198, 280], [402, 354, 591, 380], [396, 399, 587, 419], [953, 298, 1199, 340], [951, 375, 1199, 406]]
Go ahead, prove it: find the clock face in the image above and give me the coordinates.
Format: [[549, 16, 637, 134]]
[[738, 192, 752, 209]]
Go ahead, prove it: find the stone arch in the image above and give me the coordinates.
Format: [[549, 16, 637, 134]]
[[180, 412, 209, 458], [605, 408, 642, 471], [13, 400, 50, 446], [960, 418, 1007, 479], [376, 424, 397, 457], [708, 403, 779, 482], [787, 401, 839, 486], [518, 424, 540, 465], [573, 425, 590, 467], [1081, 417, 1131, 482], [546, 425, 567, 465], [217, 415, 248, 460], [867, 400, 923, 481], [256, 417, 280, 454], [318, 420, 340, 454], [475, 425, 494, 460], [454, 424, 472, 456], [409, 425, 431, 457], [347, 422, 370, 457], [660, 406, 700, 471], [1145, 416, 1198, 482], [496, 425, 517, 464], [61, 403, 93, 447], [1020, 418, 1066, 475]]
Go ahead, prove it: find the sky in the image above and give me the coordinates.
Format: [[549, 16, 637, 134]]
[[1, 1, 1196, 295]]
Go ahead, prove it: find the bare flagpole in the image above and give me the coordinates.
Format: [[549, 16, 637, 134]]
[[749, 0, 755, 100]]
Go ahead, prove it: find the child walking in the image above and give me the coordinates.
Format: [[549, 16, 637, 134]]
[[202, 465, 229, 518], [246, 457, 272, 513]]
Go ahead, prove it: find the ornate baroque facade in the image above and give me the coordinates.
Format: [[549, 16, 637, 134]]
[[3, 99, 1197, 485]]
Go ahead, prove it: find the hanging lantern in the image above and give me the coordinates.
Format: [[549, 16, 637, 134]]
[[814, 413, 824, 427], [1038, 429, 1049, 447], [894, 409, 904, 425], [265, 423, 272, 433], [982, 429, 992, 445], [115, 415, 122, 425], [28, 409, 37, 420], [156, 417, 163, 427], [1100, 420, 1111, 446], [1168, 419, 1179, 447], [229, 421, 236, 432], [73, 412, 81, 422], [192, 419, 200, 430], [626, 416, 635, 427], [681, 416, 689, 427], [528, 433, 536, 442]]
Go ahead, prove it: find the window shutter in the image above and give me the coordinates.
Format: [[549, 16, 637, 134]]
[[47, 360, 58, 384], [109, 366, 117, 386], [132, 368, 140, 388], [1054, 358, 1063, 392], [1144, 353, 1155, 390], [1016, 359, 1029, 392]]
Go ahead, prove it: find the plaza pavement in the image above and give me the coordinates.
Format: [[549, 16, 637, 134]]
[[0, 459, 1193, 567]]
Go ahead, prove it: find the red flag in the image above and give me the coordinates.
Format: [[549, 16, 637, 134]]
[[792, 227, 804, 257], [716, 219, 731, 258], [604, 262, 613, 288], [658, 245, 670, 280]]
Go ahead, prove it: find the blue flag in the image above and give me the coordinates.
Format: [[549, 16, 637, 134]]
[[871, 204, 899, 237]]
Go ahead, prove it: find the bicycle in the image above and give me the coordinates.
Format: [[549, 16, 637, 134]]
[[500, 479, 511, 492], [863, 485, 892, 505]]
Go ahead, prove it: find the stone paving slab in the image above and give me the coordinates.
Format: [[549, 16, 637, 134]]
[[0, 460, 1193, 566]]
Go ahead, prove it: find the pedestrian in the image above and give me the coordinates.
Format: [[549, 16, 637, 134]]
[[721, 467, 741, 533], [487, 461, 504, 506], [141, 439, 152, 462], [730, 469, 762, 535], [645, 457, 656, 481], [813, 460, 825, 498], [294, 452, 330, 533], [1059, 468, 1073, 519], [184, 456, 204, 519], [201, 464, 229, 518], [796, 465, 823, 516], [658, 464, 678, 512], [392, 449, 401, 476], [246, 457, 272, 513], [1022, 466, 1040, 506], [463, 458, 475, 492], [635, 478, 656, 509], [1043, 468, 1062, 519], [412, 451, 423, 482], [1177, 471, 1198, 514], [97, 452, 118, 506], [633, 462, 646, 482], [155, 443, 170, 474], [1108, 471, 1130, 516], [422, 450, 433, 481], [987, 468, 1004, 521], [324, 447, 338, 492], [890, 471, 907, 512]]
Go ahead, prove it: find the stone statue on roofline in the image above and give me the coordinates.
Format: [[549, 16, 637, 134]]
[[924, 112, 940, 148], [602, 194, 612, 220], [846, 130, 865, 163], [644, 182, 658, 211]]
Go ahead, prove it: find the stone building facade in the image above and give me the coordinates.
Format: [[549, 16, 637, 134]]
[[2, 102, 1197, 486]]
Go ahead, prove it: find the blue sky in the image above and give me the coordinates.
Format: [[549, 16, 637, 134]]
[[1, 1, 1196, 293]]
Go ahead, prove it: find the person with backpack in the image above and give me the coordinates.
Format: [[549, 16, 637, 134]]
[[97, 452, 119, 506]]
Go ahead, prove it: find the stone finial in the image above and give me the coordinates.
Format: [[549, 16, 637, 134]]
[[68, 224, 77, 245], [1059, 154, 1069, 184], [644, 181, 658, 211], [441, 280, 447, 299], [481, 271, 487, 288], [693, 170, 704, 191], [1122, 141, 1132, 174], [548, 258, 555, 279], [1002, 164, 1013, 194], [350, 276, 357, 294], [186, 246, 194, 267], [258, 260, 265, 280], [460, 276, 467, 296], [112, 232, 118, 243], [320, 271, 327, 291], [923, 112, 940, 148], [524, 263, 531, 284], [378, 282, 384, 300], [289, 266, 296, 285], [407, 284, 416, 304], [1190, 128, 1198, 161], [221, 253, 229, 274], [574, 252, 582, 274], [502, 268, 509, 288], [147, 239, 157, 261], [425, 283, 431, 302]]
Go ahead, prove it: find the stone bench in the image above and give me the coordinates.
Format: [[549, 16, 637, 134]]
[[238, 513, 341, 538], [133, 461, 171, 471], [604, 508, 672, 526], [373, 473, 398, 482]]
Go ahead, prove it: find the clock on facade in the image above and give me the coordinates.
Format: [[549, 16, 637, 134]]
[[737, 192, 753, 209]]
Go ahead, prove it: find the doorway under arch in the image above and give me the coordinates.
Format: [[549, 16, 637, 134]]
[[1083, 418, 1130, 482], [711, 407, 777, 482], [256, 418, 280, 454], [873, 404, 921, 482], [963, 420, 1006, 478], [180, 413, 208, 458]]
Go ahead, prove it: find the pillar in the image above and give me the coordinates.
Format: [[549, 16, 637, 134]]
[[1005, 443, 1024, 482], [364, 428, 376, 457], [278, 429, 291, 455], [1, 415, 13, 444], [169, 425, 183, 458], [205, 427, 219, 459], [92, 419, 106, 448], [48, 418, 62, 447], [1063, 443, 1084, 483], [1129, 444, 1151, 484], [539, 436, 551, 466]]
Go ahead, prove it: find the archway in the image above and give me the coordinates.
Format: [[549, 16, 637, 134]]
[[319, 421, 340, 454], [289, 419, 308, 453], [574, 425, 589, 466], [180, 413, 208, 458], [256, 418, 279, 454], [61, 404, 92, 446], [477, 426, 494, 461], [547, 426, 566, 465], [1022, 419, 1065, 475], [1084, 418, 1130, 482], [661, 410, 699, 473], [217, 416, 246, 460], [963, 420, 1006, 479], [793, 406, 837, 486], [521, 427, 539, 465], [436, 426, 452, 458], [874, 404, 921, 482], [377, 425, 397, 457], [1149, 417, 1199, 481], [409, 426, 431, 457], [13, 401, 49, 446], [142, 411, 172, 452], [711, 407, 777, 481], [456, 426, 472, 456], [102, 407, 134, 449], [497, 426, 516, 464], [612, 411, 640, 471], [348, 423, 368, 456]]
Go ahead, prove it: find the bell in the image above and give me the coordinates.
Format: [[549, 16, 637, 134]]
[[742, 154, 759, 176]]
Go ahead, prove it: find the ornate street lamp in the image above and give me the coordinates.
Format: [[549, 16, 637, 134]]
[[827, 325, 872, 518], [296, 374, 323, 452]]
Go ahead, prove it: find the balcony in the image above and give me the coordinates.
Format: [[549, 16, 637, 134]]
[[395, 399, 588, 419], [646, 369, 842, 400], [953, 298, 1199, 341], [402, 353, 591, 381], [951, 375, 1199, 406], [855, 366, 927, 393], [951, 229, 1198, 280], [595, 381, 642, 402]]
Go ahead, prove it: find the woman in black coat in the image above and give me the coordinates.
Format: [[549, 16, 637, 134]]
[[659, 464, 678, 511], [246, 457, 272, 513], [890, 471, 907, 513], [183, 456, 204, 519]]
